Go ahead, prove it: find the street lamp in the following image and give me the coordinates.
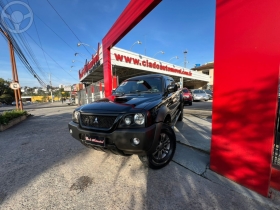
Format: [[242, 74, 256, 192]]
[[153, 51, 164, 57], [183, 50, 188, 68], [130, 40, 142, 50], [77, 42, 97, 53], [168, 56, 179, 62], [74, 52, 87, 57], [70, 66, 78, 72]]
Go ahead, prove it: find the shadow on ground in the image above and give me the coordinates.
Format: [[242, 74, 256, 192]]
[[0, 107, 278, 209]]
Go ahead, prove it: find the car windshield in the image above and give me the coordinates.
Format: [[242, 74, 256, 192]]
[[182, 89, 189, 93], [115, 77, 162, 94], [193, 90, 205, 94]]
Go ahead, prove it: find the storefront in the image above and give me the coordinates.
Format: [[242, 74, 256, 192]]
[[77, 43, 210, 105]]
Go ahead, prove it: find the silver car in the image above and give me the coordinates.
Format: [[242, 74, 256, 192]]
[[191, 89, 209, 101]]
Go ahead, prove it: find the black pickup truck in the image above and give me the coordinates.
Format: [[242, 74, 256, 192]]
[[68, 74, 184, 169]]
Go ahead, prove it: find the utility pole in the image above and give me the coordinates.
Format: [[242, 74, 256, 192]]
[[1, 28, 23, 110], [49, 73, 53, 103]]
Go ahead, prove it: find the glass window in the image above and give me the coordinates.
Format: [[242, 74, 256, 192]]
[[115, 77, 162, 94]]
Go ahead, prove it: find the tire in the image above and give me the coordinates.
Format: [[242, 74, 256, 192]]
[[189, 101, 192, 106], [178, 103, 183, 121], [138, 124, 176, 169]]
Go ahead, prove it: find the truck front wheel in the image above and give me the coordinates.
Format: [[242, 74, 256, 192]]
[[138, 124, 176, 169]]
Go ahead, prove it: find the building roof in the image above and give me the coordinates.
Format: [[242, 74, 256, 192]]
[[191, 62, 214, 70]]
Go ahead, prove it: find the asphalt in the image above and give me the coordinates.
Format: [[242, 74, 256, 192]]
[[173, 108, 280, 208], [1, 102, 280, 209], [30, 102, 280, 206]]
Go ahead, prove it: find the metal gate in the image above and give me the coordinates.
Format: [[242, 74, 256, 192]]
[[77, 82, 104, 106]]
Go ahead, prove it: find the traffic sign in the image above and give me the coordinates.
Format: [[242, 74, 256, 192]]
[[9, 82, 20, 90]]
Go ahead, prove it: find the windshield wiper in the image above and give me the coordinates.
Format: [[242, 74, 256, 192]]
[[142, 90, 160, 93], [115, 92, 125, 96], [129, 90, 142, 93], [130, 90, 158, 94]]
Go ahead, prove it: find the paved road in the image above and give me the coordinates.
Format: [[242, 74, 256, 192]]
[[0, 100, 213, 112], [185, 100, 212, 111], [183, 100, 212, 117], [0, 102, 76, 112], [0, 104, 278, 209]]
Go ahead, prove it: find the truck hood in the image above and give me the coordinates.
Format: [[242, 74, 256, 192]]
[[79, 93, 162, 113]]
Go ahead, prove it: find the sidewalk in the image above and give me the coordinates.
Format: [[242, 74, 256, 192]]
[[173, 110, 280, 208]]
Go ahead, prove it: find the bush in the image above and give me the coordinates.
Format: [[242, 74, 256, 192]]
[[0, 110, 28, 125]]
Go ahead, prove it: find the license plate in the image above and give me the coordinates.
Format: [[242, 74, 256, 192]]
[[84, 135, 105, 147]]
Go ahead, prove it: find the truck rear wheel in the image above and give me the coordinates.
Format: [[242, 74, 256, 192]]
[[138, 124, 176, 169]]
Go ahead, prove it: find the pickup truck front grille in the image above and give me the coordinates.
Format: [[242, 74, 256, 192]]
[[80, 114, 117, 129]]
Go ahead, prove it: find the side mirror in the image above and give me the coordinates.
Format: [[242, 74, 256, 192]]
[[167, 85, 175, 93], [112, 89, 116, 95]]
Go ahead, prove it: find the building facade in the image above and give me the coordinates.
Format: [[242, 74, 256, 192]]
[[76, 44, 210, 105]]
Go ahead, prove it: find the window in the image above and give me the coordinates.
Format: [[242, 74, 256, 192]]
[[115, 77, 163, 94]]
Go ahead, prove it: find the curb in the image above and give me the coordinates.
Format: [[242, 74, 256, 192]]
[[183, 109, 212, 116], [0, 115, 28, 132]]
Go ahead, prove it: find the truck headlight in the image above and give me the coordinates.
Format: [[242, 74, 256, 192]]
[[72, 111, 80, 123], [134, 113, 145, 125]]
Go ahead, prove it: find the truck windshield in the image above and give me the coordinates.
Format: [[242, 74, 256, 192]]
[[115, 77, 162, 94]]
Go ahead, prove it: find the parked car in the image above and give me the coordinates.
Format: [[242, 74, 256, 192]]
[[204, 89, 213, 100], [68, 74, 184, 169], [181, 88, 193, 105], [65, 98, 75, 105], [190, 89, 209, 101], [11, 101, 21, 106]]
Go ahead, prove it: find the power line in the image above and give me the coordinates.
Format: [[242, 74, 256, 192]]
[[25, 32, 77, 81], [0, 0, 49, 83], [46, 0, 92, 55], [0, 31, 47, 87], [1, 0, 79, 86], [34, 13, 86, 59], [27, 0, 51, 78]]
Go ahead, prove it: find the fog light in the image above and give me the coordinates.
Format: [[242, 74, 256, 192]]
[[69, 129, 72, 134], [132, 138, 140, 145], [124, 117, 132, 125]]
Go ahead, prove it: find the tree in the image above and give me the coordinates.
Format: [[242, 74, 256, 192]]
[[0, 78, 14, 104]]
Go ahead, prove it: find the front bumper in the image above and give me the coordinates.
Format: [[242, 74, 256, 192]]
[[68, 121, 158, 155], [183, 97, 192, 103], [194, 96, 208, 101]]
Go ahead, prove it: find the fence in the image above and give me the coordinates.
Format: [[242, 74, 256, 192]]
[[77, 82, 104, 106]]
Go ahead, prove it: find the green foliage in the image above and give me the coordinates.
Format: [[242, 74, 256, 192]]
[[0, 78, 14, 104], [0, 110, 28, 125]]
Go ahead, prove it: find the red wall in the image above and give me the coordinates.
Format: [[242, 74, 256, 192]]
[[211, 0, 280, 196]]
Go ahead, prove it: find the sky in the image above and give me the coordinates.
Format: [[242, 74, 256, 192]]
[[0, 0, 216, 87]]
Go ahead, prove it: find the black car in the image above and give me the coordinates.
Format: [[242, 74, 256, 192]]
[[68, 74, 184, 169]]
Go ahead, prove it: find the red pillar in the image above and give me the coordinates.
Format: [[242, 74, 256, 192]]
[[102, 0, 162, 97], [211, 0, 280, 196]]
